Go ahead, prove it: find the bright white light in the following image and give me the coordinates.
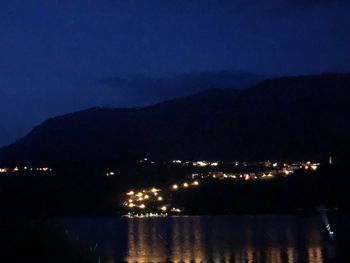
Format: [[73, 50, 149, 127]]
[[197, 161, 208, 167]]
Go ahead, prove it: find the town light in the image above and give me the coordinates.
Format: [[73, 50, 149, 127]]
[[311, 165, 318, 170]]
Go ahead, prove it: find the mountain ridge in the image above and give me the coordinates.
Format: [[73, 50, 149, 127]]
[[1, 73, 350, 166]]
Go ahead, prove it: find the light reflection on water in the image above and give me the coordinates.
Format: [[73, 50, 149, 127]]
[[123, 216, 324, 263], [59, 215, 329, 263]]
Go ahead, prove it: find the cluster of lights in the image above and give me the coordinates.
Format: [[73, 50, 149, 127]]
[[189, 161, 319, 182], [123, 159, 320, 217], [192, 161, 220, 167], [171, 180, 199, 190], [139, 157, 156, 164], [142, 159, 222, 167], [264, 161, 320, 171], [170, 159, 322, 171], [190, 171, 281, 181], [139, 159, 321, 174], [123, 181, 201, 217], [303, 161, 320, 171], [124, 187, 166, 214], [125, 212, 168, 218], [106, 171, 115, 177], [0, 166, 52, 174]]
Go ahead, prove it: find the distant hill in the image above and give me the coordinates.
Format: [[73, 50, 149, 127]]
[[96, 71, 264, 106], [1, 73, 350, 166]]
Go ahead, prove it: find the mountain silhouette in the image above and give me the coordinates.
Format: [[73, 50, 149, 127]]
[[1, 73, 349, 166]]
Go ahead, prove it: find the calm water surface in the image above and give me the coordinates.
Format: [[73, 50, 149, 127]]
[[59, 215, 342, 263]]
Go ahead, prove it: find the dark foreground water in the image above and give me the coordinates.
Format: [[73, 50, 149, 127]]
[[58, 215, 349, 263]]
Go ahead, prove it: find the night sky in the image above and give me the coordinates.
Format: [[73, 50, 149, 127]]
[[1, 0, 350, 146]]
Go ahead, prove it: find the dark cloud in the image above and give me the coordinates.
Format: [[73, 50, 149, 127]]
[[96, 71, 264, 106]]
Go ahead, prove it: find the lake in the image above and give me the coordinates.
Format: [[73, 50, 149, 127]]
[[58, 215, 347, 263]]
